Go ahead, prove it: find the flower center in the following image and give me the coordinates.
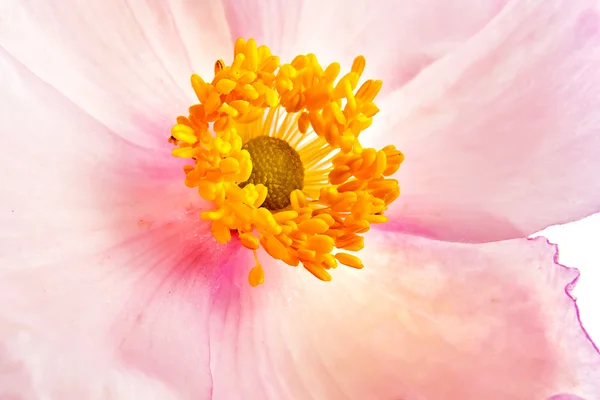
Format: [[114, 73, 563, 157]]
[[169, 38, 404, 287], [240, 136, 304, 211]]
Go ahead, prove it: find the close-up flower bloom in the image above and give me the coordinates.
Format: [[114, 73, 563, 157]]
[[1, 0, 600, 399]]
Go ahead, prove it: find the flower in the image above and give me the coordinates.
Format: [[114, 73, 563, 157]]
[[1, 0, 600, 399], [171, 37, 402, 286]]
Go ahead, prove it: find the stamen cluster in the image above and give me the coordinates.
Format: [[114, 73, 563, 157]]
[[170, 38, 404, 286]]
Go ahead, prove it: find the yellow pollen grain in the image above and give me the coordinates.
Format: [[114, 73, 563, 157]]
[[169, 37, 403, 286]]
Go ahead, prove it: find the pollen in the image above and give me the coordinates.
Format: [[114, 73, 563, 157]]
[[170, 38, 404, 286]]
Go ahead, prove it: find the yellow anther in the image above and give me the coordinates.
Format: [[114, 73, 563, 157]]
[[257, 45, 271, 62], [215, 59, 225, 75], [330, 102, 346, 125], [212, 221, 231, 244], [191, 74, 209, 102], [333, 72, 359, 99], [198, 180, 218, 201], [254, 208, 283, 235], [337, 179, 366, 192], [281, 223, 296, 235], [213, 137, 232, 154], [216, 79, 237, 94], [351, 55, 366, 77], [290, 190, 308, 209], [248, 264, 265, 287], [291, 55, 307, 69], [265, 88, 279, 108], [367, 214, 388, 224], [383, 145, 405, 176], [201, 209, 225, 221], [331, 192, 358, 212], [239, 71, 257, 84], [218, 103, 239, 118], [319, 186, 339, 205], [298, 248, 317, 261], [261, 56, 280, 73], [346, 220, 370, 233], [278, 234, 293, 247], [234, 37, 246, 57], [329, 168, 353, 185], [298, 112, 310, 134], [322, 253, 338, 269], [229, 100, 251, 115], [171, 124, 198, 144], [248, 248, 265, 286], [230, 202, 253, 223], [324, 62, 341, 82], [313, 213, 335, 226], [219, 157, 240, 175], [205, 91, 221, 114], [362, 102, 380, 118], [276, 76, 294, 92], [170, 38, 403, 286], [295, 207, 313, 222], [280, 64, 297, 78], [172, 147, 197, 158], [185, 168, 204, 188], [263, 235, 288, 260], [274, 210, 299, 224], [298, 218, 330, 234], [231, 53, 245, 72], [242, 84, 259, 100], [304, 262, 332, 281], [355, 79, 382, 103], [344, 80, 357, 114], [308, 111, 326, 135], [336, 234, 364, 251], [335, 253, 364, 269], [240, 232, 260, 250], [214, 115, 230, 132], [306, 235, 335, 253], [245, 38, 258, 72], [252, 185, 268, 207]]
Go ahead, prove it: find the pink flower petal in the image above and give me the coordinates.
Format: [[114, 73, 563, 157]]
[[0, 212, 238, 398], [237, 233, 599, 399], [370, 0, 600, 242], [0, 46, 197, 261], [0, 49, 218, 397], [0, 0, 232, 146], [221, 0, 507, 93], [1, 3, 598, 398], [2, 223, 597, 398]]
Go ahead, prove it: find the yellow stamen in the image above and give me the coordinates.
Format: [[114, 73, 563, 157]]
[[170, 38, 403, 286], [248, 250, 264, 287]]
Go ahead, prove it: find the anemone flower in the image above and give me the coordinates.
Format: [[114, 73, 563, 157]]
[[1, 1, 600, 399]]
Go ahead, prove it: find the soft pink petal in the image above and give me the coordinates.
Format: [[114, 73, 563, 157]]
[[0, 49, 596, 396], [1, 3, 598, 399], [220, 233, 599, 399], [0, 43, 196, 266], [0, 215, 239, 399], [2, 220, 598, 397], [369, 0, 600, 242], [548, 395, 586, 400], [0, 43, 214, 398], [0, 0, 232, 146], [221, 0, 507, 93]]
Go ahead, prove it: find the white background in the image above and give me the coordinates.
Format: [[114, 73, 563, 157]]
[[536, 213, 600, 346]]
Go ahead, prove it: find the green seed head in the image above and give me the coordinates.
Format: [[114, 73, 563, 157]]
[[240, 136, 304, 211]]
